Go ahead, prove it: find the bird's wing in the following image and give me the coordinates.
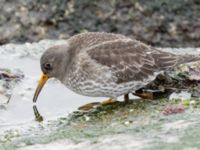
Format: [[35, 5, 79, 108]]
[[87, 39, 178, 84]]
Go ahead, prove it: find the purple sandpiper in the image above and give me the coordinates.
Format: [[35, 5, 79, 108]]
[[33, 32, 200, 108]]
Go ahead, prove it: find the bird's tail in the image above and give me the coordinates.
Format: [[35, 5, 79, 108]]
[[177, 54, 200, 65]]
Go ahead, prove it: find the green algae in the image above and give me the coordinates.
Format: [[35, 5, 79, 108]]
[[1, 96, 200, 150]]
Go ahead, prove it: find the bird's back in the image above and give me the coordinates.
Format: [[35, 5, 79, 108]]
[[68, 32, 130, 52]]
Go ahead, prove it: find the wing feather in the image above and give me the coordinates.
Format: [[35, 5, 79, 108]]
[[87, 39, 179, 84]]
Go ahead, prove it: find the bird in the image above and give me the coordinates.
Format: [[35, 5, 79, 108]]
[[33, 32, 200, 108]]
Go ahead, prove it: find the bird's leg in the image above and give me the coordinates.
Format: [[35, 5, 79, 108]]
[[124, 94, 130, 103]]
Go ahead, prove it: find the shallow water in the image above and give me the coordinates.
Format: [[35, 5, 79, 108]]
[[0, 42, 107, 129]]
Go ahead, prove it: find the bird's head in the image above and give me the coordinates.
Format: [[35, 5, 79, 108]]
[[33, 44, 70, 103]]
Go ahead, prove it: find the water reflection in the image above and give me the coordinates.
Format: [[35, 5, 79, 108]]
[[33, 105, 43, 122]]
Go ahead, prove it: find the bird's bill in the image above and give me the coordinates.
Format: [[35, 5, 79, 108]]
[[33, 73, 49, 103]]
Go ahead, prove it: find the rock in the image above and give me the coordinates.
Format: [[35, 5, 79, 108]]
[[0, 68, 24, 105], [0, 0, 199, 47]]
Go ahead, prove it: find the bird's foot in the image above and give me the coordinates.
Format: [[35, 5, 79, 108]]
[[132, 91, 154, 100], [78, 102, 101, 111], [101, 98, 116, 106], [78, 98, 116, 111]]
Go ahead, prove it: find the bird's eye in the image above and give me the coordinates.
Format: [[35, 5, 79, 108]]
[[44, 63, 52, 71]]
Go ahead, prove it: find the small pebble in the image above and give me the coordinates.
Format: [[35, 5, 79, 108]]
[[84, 115, 90, 121], [190, 100, 196, 105], [124, 120, 133, 125], [129, 109, 134, 112]]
